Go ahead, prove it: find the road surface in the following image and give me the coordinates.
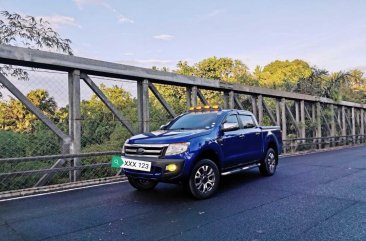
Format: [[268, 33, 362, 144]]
[[1, 146, 365, 241]]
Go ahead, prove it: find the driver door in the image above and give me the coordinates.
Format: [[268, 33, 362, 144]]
[[219, 114, 245, 168]]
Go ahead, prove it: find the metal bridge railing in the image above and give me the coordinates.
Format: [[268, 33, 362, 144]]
[[0, 135, 364, 197], [282, 135, 366, 153], [0, 45, 366, 198], [0, 151, 121, 195]]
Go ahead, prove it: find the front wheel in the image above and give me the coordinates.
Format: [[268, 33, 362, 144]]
[[128, 177, 158, 190], [188, 159, 220, 199], [259, 148, 278, 176]]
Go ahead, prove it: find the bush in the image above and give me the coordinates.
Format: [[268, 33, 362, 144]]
[[0, 131, 27, 158]]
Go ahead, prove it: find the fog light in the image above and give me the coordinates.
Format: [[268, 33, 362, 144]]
[[166, 164, 177, 172]]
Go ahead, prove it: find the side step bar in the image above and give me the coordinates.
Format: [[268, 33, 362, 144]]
[[221, 163, 261, 176]]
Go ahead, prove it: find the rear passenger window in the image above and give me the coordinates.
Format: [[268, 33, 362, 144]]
[[239, 115, 255, 128]]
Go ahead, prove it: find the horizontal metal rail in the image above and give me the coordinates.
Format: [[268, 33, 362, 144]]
[[0, 135, 363, 165], [0, 151, 120, 163], [0, 137, 363, 178], [282, 135, 366, 142], [1, 44, 365, 196], [282, 135, 366, 152], [0, 163, 110, 178], [1, 45, 366, 107]]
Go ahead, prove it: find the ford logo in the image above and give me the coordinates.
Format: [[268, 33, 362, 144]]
[[136, 148, 145, 154]]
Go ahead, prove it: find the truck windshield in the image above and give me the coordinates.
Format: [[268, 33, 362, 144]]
[[167, 112, 220, 130]]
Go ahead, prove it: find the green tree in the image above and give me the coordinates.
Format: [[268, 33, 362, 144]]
[[0, 89, 57, 132], [348, 69, 366, 103], [255, 59, 312, 91], [175, 61, 196, 76], [293, 67, 365, 103], [193, 57, 251, 83], [175, 57, 252, 84], [80, 84, 136, 149], [294, 67, 328, 96], [0, 101, 6, 129], [0, 131, 27, 158], [349, 69, 365, 88], [151, 57, 254, 118], [0, 11, 73, 96]]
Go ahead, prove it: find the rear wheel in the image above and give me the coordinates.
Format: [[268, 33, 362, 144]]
[[188, 159, 220, 199], [128, 177, 158, 190], [259, 148, 278, 176]]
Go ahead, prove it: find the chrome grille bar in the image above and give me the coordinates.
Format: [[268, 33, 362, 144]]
[[124, 144, 168, 158]]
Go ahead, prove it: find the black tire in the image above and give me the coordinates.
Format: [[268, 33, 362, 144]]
[[259, 148, 278, 176], [128, 177, 158, 190], [188, 159, 220, 199]]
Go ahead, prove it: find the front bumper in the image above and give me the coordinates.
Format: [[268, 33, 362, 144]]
[[121, 155, 185, 182]]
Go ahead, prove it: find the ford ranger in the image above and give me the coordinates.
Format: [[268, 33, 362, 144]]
[[117, 106, 282, 199]]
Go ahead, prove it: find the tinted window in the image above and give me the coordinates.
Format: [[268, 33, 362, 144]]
[[224, 114, 239, 124], [167, 112, 219, 130], [239, 115, 255, 128]]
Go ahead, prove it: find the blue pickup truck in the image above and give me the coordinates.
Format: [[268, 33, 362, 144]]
[[120, 106, 282, 199]]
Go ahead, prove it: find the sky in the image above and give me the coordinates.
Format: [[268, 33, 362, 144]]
[[1, 0, 366, 72]]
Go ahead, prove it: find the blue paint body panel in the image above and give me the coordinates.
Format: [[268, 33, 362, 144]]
[[122, 109, 282, 183]]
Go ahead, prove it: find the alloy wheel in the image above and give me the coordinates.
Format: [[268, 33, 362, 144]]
[[267, 151, 276, 173], [194, 165, 216, 193]]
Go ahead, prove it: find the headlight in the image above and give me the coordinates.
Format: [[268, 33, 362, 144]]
[[122, 139, 129, 154], [165, 142, 190, 156]]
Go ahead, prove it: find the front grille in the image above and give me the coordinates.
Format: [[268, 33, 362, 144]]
[[124, 144, 168, 158]]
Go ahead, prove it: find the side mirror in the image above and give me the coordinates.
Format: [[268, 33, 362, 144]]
[[160, 121, 172, 130], [221, 122, 240, 132], [244, 123, 256, 129]]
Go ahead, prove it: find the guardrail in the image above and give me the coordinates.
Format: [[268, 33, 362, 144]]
[[0, 134, 364, 197], [0, 45, 365, 197], [282, 134, 366, 153]]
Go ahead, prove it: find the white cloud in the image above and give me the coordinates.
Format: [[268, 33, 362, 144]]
[[74, 0, 134, 24], [123, 52, 135, 56], [118, 15, 134, 24], [74, 0, 105, 9], [38, 15, 81, 29], [153, 34, 175, 41]]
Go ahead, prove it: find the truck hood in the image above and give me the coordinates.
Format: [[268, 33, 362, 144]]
[[128, 129, 211, 144]]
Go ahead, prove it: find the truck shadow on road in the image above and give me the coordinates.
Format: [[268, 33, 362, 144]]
[[220, 170, 263, 191], [127, 170, 263, 203]]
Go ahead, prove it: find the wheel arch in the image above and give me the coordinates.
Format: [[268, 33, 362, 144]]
[[193, 148, 222, 172], [265, 134, 280, 158]]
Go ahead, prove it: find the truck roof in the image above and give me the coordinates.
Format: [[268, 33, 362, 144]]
[[187, 107, 254, 116], [221, 109, 254, 115]]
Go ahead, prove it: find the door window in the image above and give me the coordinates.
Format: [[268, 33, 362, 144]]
[[224, 114, 239, 124], [239, 115, 255, 128]]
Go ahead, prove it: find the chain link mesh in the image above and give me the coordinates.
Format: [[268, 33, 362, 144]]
[[0, 66, 365, 195], [0, 68, 130, 193]]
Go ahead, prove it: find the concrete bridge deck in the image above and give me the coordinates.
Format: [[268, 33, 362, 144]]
[[0, 146, 365, 241]]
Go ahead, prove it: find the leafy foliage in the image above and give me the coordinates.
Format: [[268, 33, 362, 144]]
[[0, 13, 365, 173], [0, 11, 73, 97], [254, 59, 313, 91], [80, 84, 137, 150], [0, 89, 57, 132], [175, 57, 252, 84], [0, 11, 73, 54]]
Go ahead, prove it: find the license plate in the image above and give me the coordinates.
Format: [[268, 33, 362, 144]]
[[121, 157, 151, 172]]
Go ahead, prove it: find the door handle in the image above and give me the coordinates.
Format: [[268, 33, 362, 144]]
[[239, 134, 245, 138], [256, 132, 260, 135]]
